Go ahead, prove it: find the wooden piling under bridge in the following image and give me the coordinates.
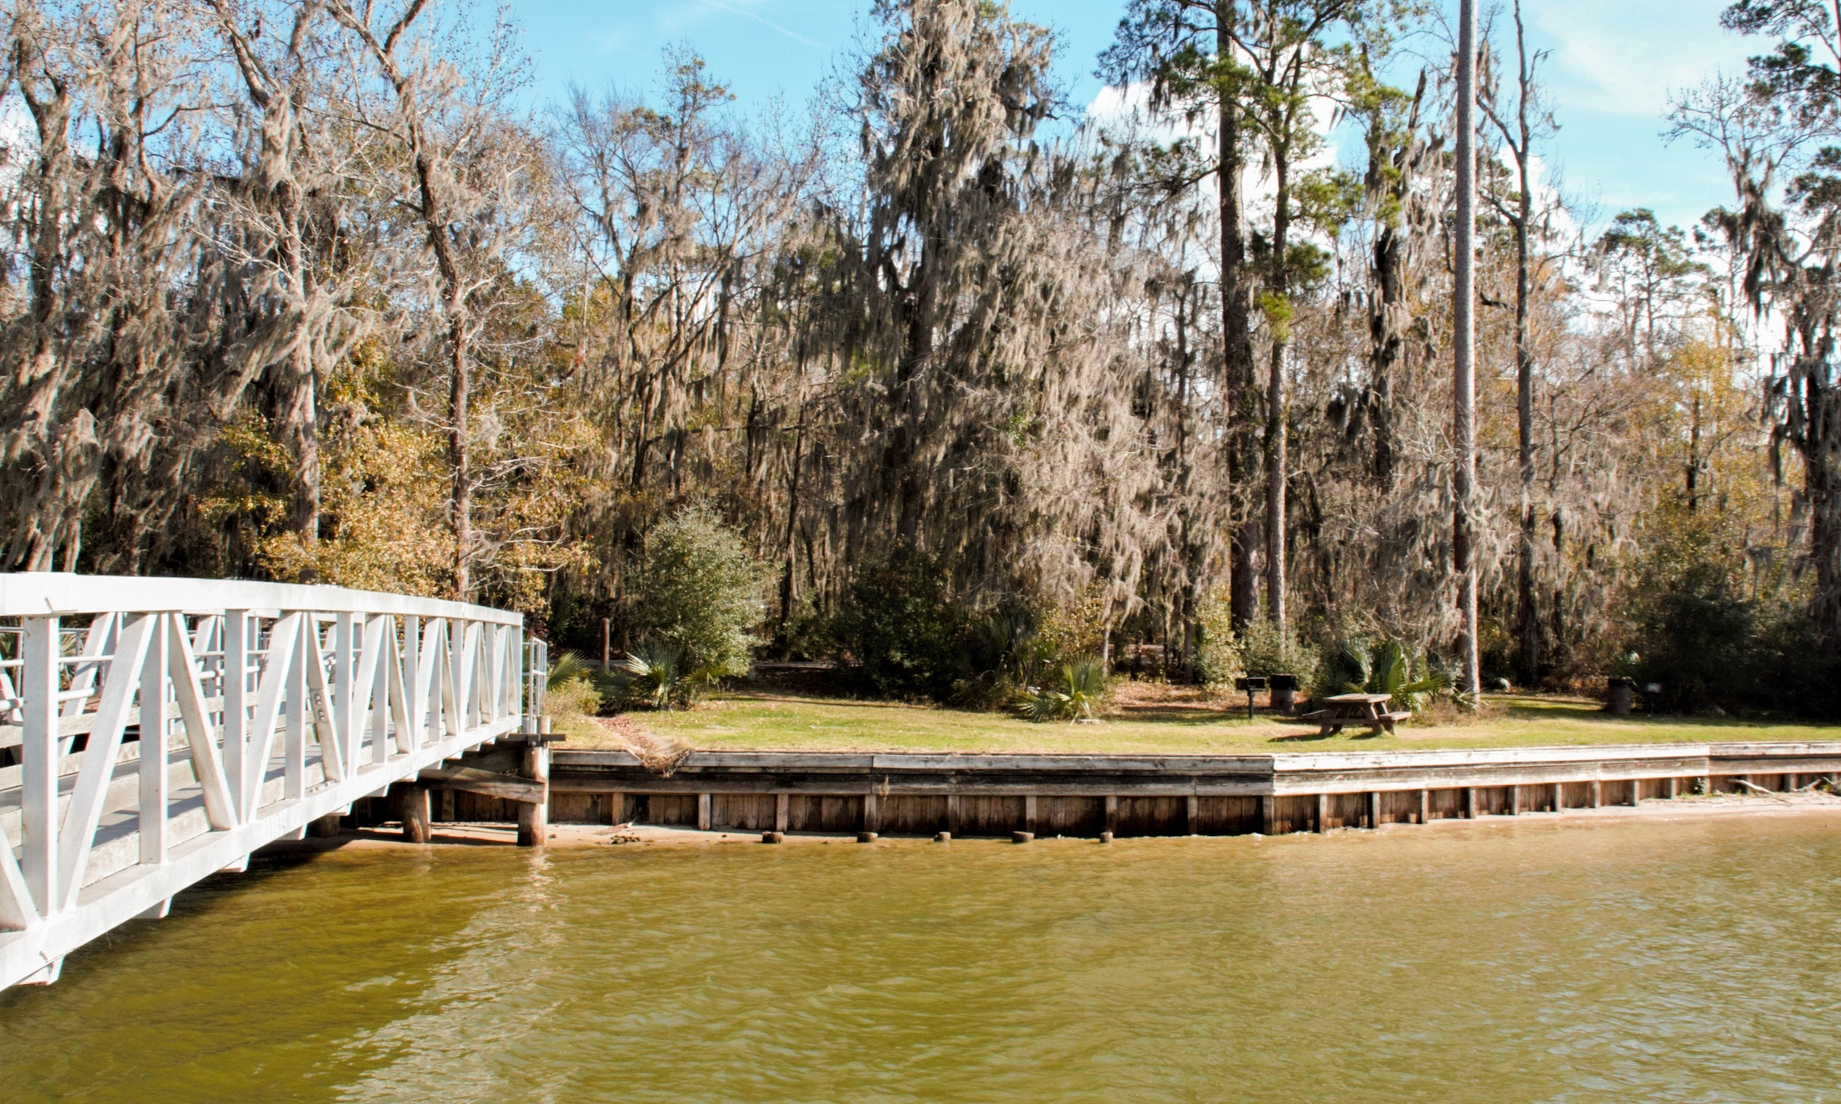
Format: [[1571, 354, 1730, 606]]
[[365, 742, 1841, 839]]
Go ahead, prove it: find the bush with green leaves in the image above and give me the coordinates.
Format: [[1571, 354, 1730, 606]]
[[1317, 637, 1451, 713], [628, 506, 764, 678], [608, 642, 721, 711], [1233, 618, 1320, 689], [542, 650, 604, 717], [829, 545, 970, 701], [1013, 658, 1109, 722]]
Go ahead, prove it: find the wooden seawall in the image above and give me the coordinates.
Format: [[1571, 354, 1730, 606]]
[[407, 742, 1841, 838]]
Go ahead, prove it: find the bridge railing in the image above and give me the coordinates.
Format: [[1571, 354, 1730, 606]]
[[0, 574, 534, 988]]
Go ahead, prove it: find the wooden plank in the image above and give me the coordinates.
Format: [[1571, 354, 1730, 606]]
[[419, 765, 546, 803]]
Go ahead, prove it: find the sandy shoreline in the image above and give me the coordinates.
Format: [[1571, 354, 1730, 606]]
[[258, 790, 1841, 853]]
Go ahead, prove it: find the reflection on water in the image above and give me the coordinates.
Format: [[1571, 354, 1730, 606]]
[[7, 813, 1841, 1103]]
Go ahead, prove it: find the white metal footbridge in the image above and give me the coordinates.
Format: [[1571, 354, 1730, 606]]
[[0, 574, 544, 991]]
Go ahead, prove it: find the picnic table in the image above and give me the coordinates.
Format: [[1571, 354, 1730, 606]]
[[1296, 693, 1411, 737]]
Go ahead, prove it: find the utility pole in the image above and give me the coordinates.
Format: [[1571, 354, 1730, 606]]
[[1454, 0, 1482, 701]]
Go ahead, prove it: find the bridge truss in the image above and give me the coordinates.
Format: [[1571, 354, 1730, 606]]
[[0, 575, 540, 991]]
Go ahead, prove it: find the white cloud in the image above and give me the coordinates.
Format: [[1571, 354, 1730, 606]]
[[1527, 0, 1753, 119]]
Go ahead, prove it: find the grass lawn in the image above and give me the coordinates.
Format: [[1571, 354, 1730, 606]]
[[554, 684, 1841, 755]]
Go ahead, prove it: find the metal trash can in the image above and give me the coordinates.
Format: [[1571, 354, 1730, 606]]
[[1605, 677, 1634, 716], [1269, 673, 1300, 713]]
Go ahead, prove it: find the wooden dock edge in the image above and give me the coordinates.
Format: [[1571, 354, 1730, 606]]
[[352, 742, 1841, 839]]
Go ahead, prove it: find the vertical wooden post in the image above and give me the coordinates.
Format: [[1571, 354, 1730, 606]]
[[397, 784, 432, 843], [1590, 779, 1602, 808], [1418, 789, 1430, 824], [946, 794, 961, 835], [864, 792, 881, 834], [1315, 793, 1328, 833], [334, 612, 358, 772], [403, 615, 421, 749], [1105, 795, 1119, 835], [1667, 776, 1679, 799], [140, 613, 170, 865], [775, 793, 789, 833], [1508, 786, 1520, 817], [1260, 795, 1275, 834], [517, 744, 550, 847], [1551, 782, 1563, 812], [601, 618, 610, 671], [223, 611, 250, 815], [697, 792, 712, 832], [1185, 795, 1199, 835], [440, 788, 456, 822], [1464, 787, 1478, 819], [285, 616, 307, 801], [1367, 791, 1381, 829], [1628, 779, 1641, 807], [21, 616, 59, 915], [1023, 795, 1037, 835]]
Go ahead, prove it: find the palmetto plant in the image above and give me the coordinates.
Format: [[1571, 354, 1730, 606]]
[[612, 643, 723, 711], [1320, 638, 1451, 713], [1012, 658, 1109, 723], [546, 649, 593, 689]]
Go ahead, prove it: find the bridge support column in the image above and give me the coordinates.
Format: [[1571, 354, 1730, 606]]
[[307, 813, 344, 838], [517, 743, 550, 847], [396, 783, 432, 844]]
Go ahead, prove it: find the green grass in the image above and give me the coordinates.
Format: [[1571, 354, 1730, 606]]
[[568, 691, 1841, 755]]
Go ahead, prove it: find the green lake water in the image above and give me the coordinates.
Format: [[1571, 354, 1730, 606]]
[[7, 812, 1841, 1102]]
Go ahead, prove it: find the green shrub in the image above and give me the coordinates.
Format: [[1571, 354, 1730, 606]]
[[830, 545, 969, 701], [609, 642, 720, 711], [1317, 637, 1451, 713], [629, 506, 764, 677], [1235, 619, 1320, 689], [545, 676, 603, 717], [1628, 560, 1755, 712], [1013, 658, 1109, 722], [1193, 591, 1242, 686], [540, 650, 604, 716]]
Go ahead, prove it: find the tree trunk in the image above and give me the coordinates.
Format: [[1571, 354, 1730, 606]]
[[1266, 159, 1290, 634], [1218, 5, 1261, 633], [449, 311, 472, 599], [1511, 0, 1539, 689], [1453, 0, 1482, 697]]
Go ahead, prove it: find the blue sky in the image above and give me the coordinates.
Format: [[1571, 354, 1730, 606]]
[[510, 0, 1759, 235]]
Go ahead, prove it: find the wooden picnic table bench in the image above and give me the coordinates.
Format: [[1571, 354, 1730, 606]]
[[1295, 692, 1411, 737]]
